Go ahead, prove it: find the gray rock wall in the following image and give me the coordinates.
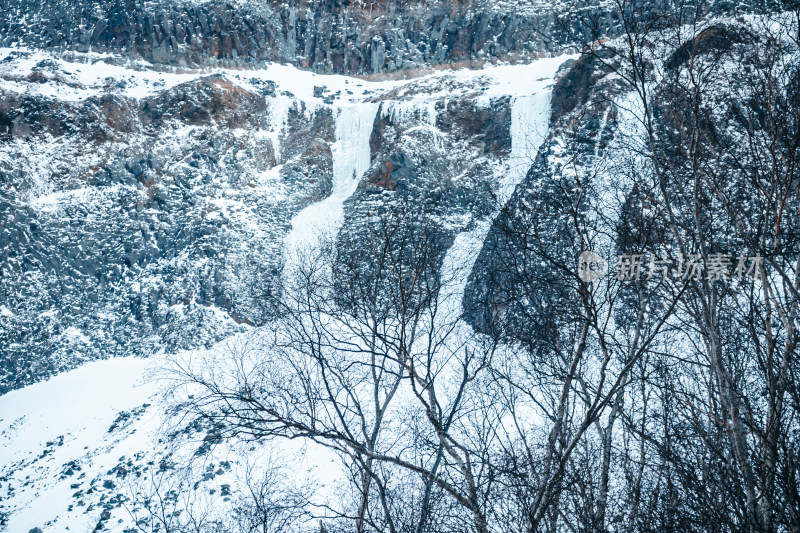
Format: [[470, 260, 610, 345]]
[[0, 0, 618, 74]]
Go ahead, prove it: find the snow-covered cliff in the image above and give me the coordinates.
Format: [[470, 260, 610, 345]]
[[0, 50, 568, 531]]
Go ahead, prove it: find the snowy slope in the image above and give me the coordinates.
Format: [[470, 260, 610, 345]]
[[0, 358, 161, 531]]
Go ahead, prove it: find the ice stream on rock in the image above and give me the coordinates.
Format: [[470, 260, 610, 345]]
[[437, 70, 558, 320], [283, 103, 380, 281]]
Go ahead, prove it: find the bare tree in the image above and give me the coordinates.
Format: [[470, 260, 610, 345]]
[[586, 2, 800, 531], [164, 5, 800, 532]]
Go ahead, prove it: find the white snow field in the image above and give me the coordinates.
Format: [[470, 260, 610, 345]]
[[0, 50, 573, 532], [0, 358, 160, 531]]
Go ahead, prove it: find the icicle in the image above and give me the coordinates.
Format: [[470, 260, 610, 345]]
[[267, 96, 292, 163]]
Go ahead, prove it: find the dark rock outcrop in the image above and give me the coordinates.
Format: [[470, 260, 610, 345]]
[[0, 0, 618, 74], [0, 76, 335, 393]]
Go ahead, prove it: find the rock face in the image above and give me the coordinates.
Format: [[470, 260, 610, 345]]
[[0, 52, 339, 392], [461, 16, 792, 349], [0, 46, 561, 393], [462, 39, 627, 344], [3, 0, 784, 75], [336, 94, 506, 288], [0, 0, 787, 391], [1, 0, 621, 74]]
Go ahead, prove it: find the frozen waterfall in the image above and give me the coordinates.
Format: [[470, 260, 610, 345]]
[[436, 76, 557, 320], [283, 103, 379, 282]]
